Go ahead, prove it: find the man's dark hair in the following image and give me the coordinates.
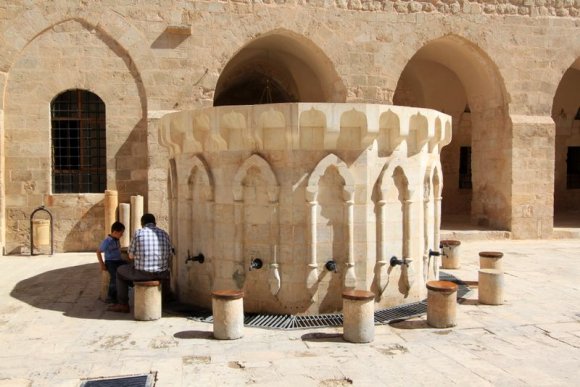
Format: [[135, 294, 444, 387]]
[[141, 213, 156, 226], [111, 221, 125, 233]]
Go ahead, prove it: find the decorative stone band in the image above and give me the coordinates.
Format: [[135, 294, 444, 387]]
[[158, 103, 452, 157]]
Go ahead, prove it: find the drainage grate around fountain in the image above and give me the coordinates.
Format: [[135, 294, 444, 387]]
[[187, 300, 429, 330], [183, 276, 472, 330], [80, 373, 155, 387]]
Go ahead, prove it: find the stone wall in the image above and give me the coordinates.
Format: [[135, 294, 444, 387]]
[[0, 1, 578, 252]]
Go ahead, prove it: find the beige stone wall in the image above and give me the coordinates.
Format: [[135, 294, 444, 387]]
[[2, 18, 147, 253], [0, 1, 578, 252]]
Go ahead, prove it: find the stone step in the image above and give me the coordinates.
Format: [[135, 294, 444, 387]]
[[440, 229, 512, 241]]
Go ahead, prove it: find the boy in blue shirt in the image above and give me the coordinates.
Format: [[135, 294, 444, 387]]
[[96, 221, 127, 303]]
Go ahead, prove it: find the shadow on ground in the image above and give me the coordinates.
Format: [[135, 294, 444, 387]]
[[301, 332, 344, 342], [10, 262, 133, 320], [174, 330, 213, 340]]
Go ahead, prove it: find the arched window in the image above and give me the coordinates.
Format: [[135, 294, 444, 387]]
[[51, 90, 106, 193]]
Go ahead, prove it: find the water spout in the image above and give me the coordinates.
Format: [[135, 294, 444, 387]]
[[185, 250, 205, 264], [249, 257, 263, 271], [325, 260, 338, 273]]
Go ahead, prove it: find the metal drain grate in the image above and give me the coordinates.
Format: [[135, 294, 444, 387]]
[[188, 300, 430, 330], [80, 373, 155, 387], [184, 275, 473, 330]]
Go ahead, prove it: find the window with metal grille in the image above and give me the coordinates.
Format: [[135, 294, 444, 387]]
[[459, 146, 472, 189], [567, 146, 580, 189], [51, 90, 106, 193]]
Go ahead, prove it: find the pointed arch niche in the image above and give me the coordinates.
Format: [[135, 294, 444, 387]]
[[305, 154, 355, 311], [374, 163, 409, 299], [232, 154, 281, 312]]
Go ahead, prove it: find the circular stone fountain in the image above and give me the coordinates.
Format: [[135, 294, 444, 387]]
[[159, 103, 451, 315]]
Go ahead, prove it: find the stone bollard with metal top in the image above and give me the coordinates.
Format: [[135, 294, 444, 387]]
[[479, 251, 503, 270], [426, 280, 458, 328], [342, 290, 375, 343], [134, 281, 162, 321], [440, 240, 461, 269], [212, 290, 244, 340], [478, 269, 504, 305]]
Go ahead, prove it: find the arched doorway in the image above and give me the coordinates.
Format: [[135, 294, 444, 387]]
[[552, 57, 580, 226], [214, 30, 346, 106], [393, 35, 509, 231]]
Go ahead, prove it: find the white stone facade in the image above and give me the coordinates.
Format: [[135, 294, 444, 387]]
[[0, 1, 578, 256]]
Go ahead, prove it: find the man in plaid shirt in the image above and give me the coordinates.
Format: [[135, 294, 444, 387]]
[[108, 213, 173, 313]]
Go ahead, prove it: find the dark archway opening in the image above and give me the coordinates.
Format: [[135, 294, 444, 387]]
[[552, 58, 580, 228], [214, 30, 346, 107], [214, 73, 297, 107]]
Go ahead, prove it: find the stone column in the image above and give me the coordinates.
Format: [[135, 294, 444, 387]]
[[509, 115, 555, 239], [306, 189, 318, 290], [118, 203, 130, 247], [131, 195, 144, 236], [344, 190, 356, 288], [104, 190, 118, 237]]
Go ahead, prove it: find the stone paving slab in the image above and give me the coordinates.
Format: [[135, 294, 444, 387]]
[[0, 239, 579, 386]]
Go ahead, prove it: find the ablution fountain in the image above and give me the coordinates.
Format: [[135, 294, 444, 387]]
[[159, 103, 451, 315]]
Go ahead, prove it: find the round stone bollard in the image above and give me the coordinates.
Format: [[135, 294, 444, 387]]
[[426, 280, 458, 328], [478, 269, 504, 305], [479, 251, 504, 270], [440, 240, 461, 269], [212, 290, 244, 340], [342, 290, 375, 343], [134, 281, 162, 321]]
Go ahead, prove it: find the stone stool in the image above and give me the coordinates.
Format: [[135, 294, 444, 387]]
[[212, 290, 244, 340], [478, 269, 504, 305], [342, 290, 375, 343], [134, 280, 162, 321], [426, 281, 458, 328], [440, 240, 461, 269], [479, 251, 503, 270]]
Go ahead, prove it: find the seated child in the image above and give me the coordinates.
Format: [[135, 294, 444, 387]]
[[96, 221, 127, 303]]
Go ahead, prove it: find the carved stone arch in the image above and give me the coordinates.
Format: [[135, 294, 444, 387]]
[[188, 156, 214, 202], [233, 154, 279, 202], [306, 153, 355, 202]]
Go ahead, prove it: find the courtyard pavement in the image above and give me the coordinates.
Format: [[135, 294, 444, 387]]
[[0, 239, 579, 386]]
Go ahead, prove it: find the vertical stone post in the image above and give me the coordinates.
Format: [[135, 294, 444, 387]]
[[134, 281, 162, 321], [119, 203, 130, 247], [102, 190, 118, 301], [441, 240, 461, 269], [104, 190, 118, 237], [212, 290, 244, 340], [131, 195, 144, 236], [344, 190, 356, 288], [426, 280, 458, 328], [478, 269, 504, 305], [479, 251, 503, 270], [306, 189, 318, 291], [342, 290, 375, 343]]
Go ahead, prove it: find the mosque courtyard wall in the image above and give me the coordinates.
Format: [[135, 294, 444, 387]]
[[0, 1, 578, 254]]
